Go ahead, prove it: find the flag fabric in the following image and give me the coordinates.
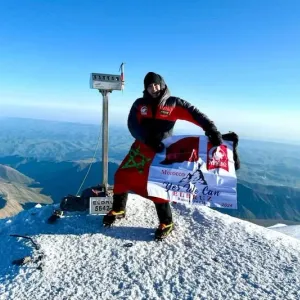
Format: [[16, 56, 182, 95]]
[[114, 135, 237, 209], [147, 135, 237, 209]]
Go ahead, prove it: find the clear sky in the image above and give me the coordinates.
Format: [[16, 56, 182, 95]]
[[1, 0, 300, 143]]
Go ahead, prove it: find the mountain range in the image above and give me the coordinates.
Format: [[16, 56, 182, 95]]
[[0, 117, 300, 226], [0, 164, 52, 218]]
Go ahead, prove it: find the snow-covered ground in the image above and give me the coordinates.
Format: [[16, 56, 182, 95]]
[[0, 195, 300, 300]]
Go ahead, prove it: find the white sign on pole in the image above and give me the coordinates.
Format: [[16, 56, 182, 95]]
[[90, 73, 123, 90], [89, 197, 113, 215]]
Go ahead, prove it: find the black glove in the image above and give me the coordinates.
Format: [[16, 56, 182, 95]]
[[153, 142, 165, 153], [205, 129, 223, 146], [145, 137, 165, 153], [222, 131, 239, 147]]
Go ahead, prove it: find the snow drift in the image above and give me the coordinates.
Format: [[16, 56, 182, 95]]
[[0, 195, 300, 300]]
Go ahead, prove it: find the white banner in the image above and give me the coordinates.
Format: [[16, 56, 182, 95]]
[[147, 135, 237, 209]]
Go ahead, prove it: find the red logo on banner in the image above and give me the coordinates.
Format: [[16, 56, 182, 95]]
[[160, 137, 199, 165], [207, 144, 229, 171]]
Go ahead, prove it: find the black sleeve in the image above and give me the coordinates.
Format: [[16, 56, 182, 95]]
[[176, 98, 219, 132], [127, 101, 147, 143]]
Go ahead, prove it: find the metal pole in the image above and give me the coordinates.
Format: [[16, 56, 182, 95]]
[[101, 90, 109, 189]]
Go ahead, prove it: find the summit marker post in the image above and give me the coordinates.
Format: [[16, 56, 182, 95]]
[[89, 63, 125, 214]]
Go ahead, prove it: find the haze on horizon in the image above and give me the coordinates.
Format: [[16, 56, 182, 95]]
[[0, 1, 299, 144]]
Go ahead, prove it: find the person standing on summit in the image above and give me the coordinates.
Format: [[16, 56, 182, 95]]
[[103, 71, 223, 240]]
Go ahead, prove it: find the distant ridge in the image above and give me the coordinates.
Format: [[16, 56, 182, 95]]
[[0, 164, 52, 218]]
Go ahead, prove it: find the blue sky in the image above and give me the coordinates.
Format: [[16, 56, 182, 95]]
[[0, 0, 300, 142]]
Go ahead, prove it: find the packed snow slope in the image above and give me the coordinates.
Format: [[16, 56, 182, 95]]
[[0, 195, 300, 300]]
